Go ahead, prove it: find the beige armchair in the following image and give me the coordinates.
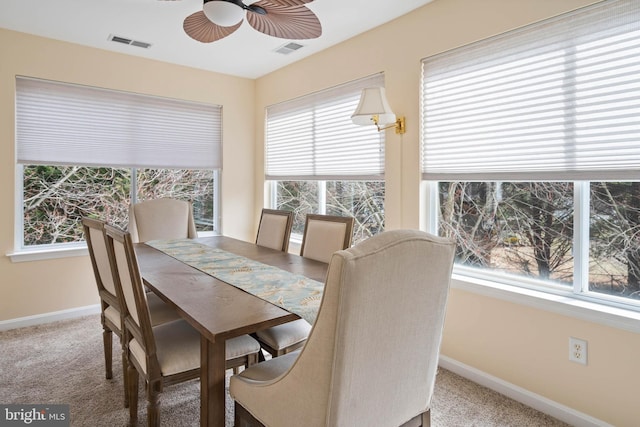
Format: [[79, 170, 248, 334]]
[[230, 229, 456, 427], [128, 197, 198, 243]]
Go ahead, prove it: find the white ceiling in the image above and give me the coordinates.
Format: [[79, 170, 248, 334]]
[[0, 0, 434, 79]]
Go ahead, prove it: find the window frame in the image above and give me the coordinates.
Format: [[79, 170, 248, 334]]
[[9, 165, 220, 262], [268, 179, 386, 246], [423, 180, 640, 317]]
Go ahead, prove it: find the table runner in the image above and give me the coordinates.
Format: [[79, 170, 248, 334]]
[[146, 239, 323, 324]]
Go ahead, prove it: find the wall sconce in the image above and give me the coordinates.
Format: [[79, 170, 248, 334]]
[[351, 87, 406, 134]]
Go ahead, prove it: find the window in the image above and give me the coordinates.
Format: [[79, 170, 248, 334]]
[[16, 77, 221, 249], [275, 180, 385, 243], [422, 0, 640, 308], [265, 74, 386, 243]]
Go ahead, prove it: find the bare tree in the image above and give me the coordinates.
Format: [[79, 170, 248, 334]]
[[277, 181, 384, 244], [277, 181, 319, 235], [439, 182, 500, 267], [22, 165, 213, 246], [498, 182, 573, 283], [326, 181, 384, 243], [439, 182, 574, 283], [590, 182, 640, 297]]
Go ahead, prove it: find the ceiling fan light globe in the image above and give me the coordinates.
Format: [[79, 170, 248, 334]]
[[203, 1, 245, 27]]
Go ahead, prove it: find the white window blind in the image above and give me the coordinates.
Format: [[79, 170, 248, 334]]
[[16, 77, 222, 169], [266, 73, 385, 180], [421, 0, 640, 181]]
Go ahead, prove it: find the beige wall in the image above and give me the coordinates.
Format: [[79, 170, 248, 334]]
[[254, 0, 638, 425], [0, 28, 256, 320], [444, 288, 640, 426]]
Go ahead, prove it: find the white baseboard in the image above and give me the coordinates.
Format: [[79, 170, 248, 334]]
[[438, 356, 611, 427], [0, 304, 101, 331]]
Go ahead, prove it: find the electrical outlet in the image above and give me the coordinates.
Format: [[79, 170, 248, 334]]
[[569, 337, 588, 365]]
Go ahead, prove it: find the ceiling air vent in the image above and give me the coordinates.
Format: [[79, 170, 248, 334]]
[[108, 34, 152, 49], [274, 42, 304, 55]]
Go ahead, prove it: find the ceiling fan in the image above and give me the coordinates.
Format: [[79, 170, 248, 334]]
[[183, 0, 322, 43]]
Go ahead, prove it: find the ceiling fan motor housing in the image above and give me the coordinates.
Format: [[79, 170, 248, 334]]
[[203, 0, 245, 26], [186, 0, 321, 43], [204, 0, 266, 14]]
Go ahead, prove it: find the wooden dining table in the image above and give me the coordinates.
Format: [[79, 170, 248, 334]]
[[135, 235, 328, 427]]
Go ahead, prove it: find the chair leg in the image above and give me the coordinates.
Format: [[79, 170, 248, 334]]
[[147, 379, 162, 427], [121, 345, 129, 408], [247, 353, 258, 367], [251, 333, 267, 362], [234, 401, 265, 427], [103, 327, 113, 379], [127, 365, 139, 426], [400, 410, 430, 427], [423, 409, 431, 427]]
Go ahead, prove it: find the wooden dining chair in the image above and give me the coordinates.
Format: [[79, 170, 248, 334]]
[[128, 197, 198, 243], [300, 213, 355, 263], [230, 230, 456, 427], [82, 217, 181, 407], [104, 224, 261, 426], [255, 214, 354, 359], [253, 208, 306, 357], [255, 208, 294, 252]]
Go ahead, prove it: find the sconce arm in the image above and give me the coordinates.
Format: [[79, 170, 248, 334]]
[[372, 115, 406, 134]]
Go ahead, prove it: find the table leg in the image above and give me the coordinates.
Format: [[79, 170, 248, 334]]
[[201, 336, 226, 427]]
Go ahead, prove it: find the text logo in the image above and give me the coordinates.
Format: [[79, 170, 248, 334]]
[[0, 405, 69, 426]]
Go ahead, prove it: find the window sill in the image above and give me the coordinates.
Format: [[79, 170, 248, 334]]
[[6, 231, 220, 263], [7, 245, 88, 263], [451, 273, 640, 334]]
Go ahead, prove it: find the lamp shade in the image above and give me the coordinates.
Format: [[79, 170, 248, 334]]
[[203, 1, 245, 27], [351, 87, 397, 126]]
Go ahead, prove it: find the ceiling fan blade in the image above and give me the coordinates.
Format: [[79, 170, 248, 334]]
[[259, 0, 315, 5], [183, 11, 242, 43], [246, 2, 322, 40]]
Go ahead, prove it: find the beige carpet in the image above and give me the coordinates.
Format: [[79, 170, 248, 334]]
[[0, 315, 569, 426]]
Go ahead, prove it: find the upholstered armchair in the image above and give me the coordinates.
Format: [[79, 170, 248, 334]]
[[230, 229, 456, 427]]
